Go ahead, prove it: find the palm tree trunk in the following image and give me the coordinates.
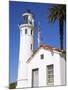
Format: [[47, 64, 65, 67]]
[[59, 18, 64, 50]]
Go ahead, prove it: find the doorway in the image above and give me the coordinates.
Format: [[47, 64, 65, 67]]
[[32, 68, 39, 87]]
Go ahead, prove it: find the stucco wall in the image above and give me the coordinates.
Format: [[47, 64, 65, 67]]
[[60, 55, 66, 85], [27, 48, 65, 87]]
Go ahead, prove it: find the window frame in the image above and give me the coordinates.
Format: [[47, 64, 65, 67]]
[[47, 64, 54, 85], [32, 68, 39, 88], [31, 29, 32, 35], [40, 54, 44, 59], [31, 44, 32, 50], [24, 15, 28, 24], [25, 29, 27, 34]]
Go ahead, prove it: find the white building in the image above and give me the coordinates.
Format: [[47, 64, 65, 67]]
[[16, 11, 66, 88]]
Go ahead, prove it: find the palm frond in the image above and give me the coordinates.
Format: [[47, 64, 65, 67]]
[[48, 5, 66, 22]]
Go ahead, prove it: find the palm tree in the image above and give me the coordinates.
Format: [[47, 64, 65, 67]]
[[48, 4, 66, 50]]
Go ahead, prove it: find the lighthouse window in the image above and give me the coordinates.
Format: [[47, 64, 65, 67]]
[[31, 30, 32, 35], [31, 44, 32, 50], [24, 15, 28, 24], [25, 29, 27, 34], [30, 21, 32, 24]]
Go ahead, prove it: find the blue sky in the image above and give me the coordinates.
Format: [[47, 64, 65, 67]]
[[9, 1, 66, 83]]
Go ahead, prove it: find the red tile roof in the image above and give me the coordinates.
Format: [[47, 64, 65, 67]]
[[26, 44, 66, 63], [40, 44, 65, 52]]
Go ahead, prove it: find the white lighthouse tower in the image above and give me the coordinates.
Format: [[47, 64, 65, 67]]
[[16, 11, 34, 88]]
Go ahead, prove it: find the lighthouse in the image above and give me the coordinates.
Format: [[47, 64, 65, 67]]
[[16, 11, 34, 88]]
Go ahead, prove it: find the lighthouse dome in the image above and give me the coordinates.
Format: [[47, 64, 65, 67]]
[[22, 10, 34, 26]]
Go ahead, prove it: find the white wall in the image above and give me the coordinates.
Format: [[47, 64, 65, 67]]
[[16, 24, 34, 88], [60, 55, 66, 85], [27, 48, 65, 87]]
